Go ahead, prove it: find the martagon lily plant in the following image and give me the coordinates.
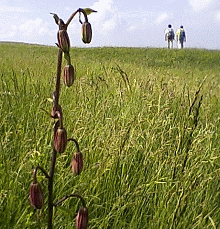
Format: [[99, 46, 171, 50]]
[[29, 8, 97, 229]]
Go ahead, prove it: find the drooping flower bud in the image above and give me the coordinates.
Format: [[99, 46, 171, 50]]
[[76, 206, 88, 229], [63, 65, 75, 87], [54, 127, 67, 153], [57, 29, 70, 53], [81, 22, 92, 44], [30, 182, 44, 209], [71, 152, 84, 175]]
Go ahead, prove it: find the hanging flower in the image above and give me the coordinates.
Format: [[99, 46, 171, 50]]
[[30, 182, 44, 209], [76, 206, 88, 229], [81, 22, 92, 44], [71, 152, 84, 175], [54, 127, 67, 153], [57, 29, 70, 53], [63, 65, 75, 87]]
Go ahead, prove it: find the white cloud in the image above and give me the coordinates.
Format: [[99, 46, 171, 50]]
[[90, 0, 115, 15], [0, 25, 17, 39], [0, 17, 54, 44], [65, 0, 120, 46], [127, 25, 136, 32], [19, 18, 44, 39], [216, 11, 220, 21], [189, 0, 215, 12], [102, 15, 117, 31], [0, 4, 29, 13], [21, 19, 54, 44], [155, 13, 169, 25], [89, 0, 120, 34]]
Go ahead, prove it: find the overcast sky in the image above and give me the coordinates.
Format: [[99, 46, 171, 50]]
[[1, 0, 220, 49]]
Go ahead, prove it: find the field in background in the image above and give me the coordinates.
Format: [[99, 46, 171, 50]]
[[0, 43, 219, 228]]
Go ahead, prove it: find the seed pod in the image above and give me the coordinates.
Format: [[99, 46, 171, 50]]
[[54, 127, 67, 153], [76, 206, 88, 229], [63, 65, 75, 87], [81, 22, 92, 44], [71, 152, 84, 175], [57, 29, 70, 53], [30, 182, 44, 209]]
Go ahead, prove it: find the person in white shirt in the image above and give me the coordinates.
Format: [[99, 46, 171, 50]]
[[164, 24, 175, 49]]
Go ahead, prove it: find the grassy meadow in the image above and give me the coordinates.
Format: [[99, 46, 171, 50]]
[[0, 42, 219, 228]]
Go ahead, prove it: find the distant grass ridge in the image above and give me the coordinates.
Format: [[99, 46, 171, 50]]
[[0, 43, 219, 228]]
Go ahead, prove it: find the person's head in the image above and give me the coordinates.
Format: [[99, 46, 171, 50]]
[[180, 25, 183, 28], [168, 24, 172, 28]]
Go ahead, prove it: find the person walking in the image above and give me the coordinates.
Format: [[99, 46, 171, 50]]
[[176, 25, 186, 49], [164, 24, 175, 49]]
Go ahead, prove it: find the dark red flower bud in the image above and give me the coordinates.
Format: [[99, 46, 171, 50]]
[[81, 22, 92, 44], [71, 152, 84, 175], [30, 182, 44, 209], [63, 65, 75, 87], [76, 206, 88, 229], [57, 29, 70, 53], [54, 127, 67, 153]]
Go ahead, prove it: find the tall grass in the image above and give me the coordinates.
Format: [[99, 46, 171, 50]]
[[0, 43, 219, 228]]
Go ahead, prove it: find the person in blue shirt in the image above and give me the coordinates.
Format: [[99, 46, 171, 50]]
[[176, 25, 186, 49]]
